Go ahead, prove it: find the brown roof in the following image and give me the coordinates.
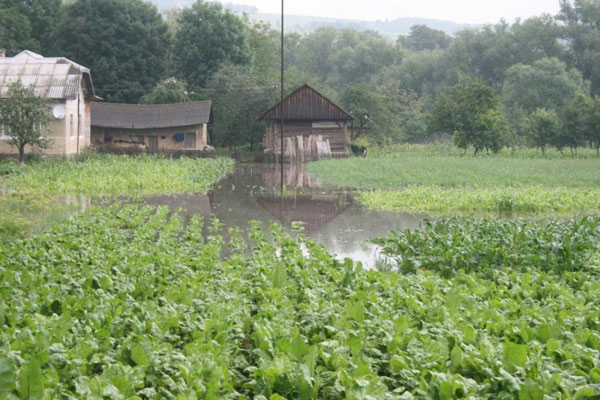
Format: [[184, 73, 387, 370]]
[[0, 50, 97, 100], [91, 101, 212, 129], [258, 84, 354, 121]]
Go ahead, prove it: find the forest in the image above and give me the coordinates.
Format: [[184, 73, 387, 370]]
[[1, 0, 600, 153]]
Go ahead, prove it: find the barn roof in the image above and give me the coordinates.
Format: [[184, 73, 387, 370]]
[[258, 84, 354, 121], [0, 50, 98, 100], [91, 101, 212, 129]]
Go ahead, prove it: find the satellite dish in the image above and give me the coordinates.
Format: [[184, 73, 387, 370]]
[[52, 104, 66, 119]]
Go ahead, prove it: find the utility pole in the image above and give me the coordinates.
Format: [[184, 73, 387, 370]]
[[280, 0, 284, 192]]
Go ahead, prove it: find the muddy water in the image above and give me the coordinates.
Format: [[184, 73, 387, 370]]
[[145, 163, 430, 269]]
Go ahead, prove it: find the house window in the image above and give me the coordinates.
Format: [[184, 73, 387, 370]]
[[0, 121, 10, 139], [70, 114, 74, 137]]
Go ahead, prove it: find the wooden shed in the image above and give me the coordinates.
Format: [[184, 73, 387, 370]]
[[258, 84, 353, 159]]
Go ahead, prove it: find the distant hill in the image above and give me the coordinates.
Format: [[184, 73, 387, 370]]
[[149, 1, 475, 37]]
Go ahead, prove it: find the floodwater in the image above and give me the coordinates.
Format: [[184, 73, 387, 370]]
[[144, 163, 430, 268]]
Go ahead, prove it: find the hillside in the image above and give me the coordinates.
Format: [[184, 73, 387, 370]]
[[149, 0, 474, 36]]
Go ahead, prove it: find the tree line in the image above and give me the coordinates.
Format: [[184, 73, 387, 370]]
[[2, 0, 600, 153]]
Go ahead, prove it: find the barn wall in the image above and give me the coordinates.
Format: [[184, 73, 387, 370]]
[[264, 120, 349, 155], [91, 124, 207, 151]]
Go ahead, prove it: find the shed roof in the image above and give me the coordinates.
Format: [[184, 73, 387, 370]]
[[258, 84, 354, 121], [0, 50, 97, 100], [91, 101, 212, 129]]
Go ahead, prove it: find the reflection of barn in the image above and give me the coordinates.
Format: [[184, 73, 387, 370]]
[[258, 84, 353, 159], [257, 194, 352, 233], [90, 101, 212, 152]]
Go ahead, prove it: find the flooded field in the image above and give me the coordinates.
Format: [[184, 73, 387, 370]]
[[143, 163, 430, 268]]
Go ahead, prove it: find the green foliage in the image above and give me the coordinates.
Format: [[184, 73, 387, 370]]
[[205, 63, 276, 149], [525, 108, 562, 152], [50, 0, 170, 103], [0, 154, 234, 196], [1, 206, 599, 398], [172, 0, 250, 89], [374, 216, 600, 276], [399, 24, 452, 51], [0, 5, 39, 55], [139, 77, 189, 104], [429, 76, 509, 154], [0, 81, 51, 164], [359, 186, 600, 214]]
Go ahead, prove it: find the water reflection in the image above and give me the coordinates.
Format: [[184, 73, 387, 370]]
[[144, 163, 430, 269]]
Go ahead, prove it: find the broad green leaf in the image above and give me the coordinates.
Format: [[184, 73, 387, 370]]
[[503, 342, 529, 371], [0, 356, 16, 395], [18, 358, 42, 400]]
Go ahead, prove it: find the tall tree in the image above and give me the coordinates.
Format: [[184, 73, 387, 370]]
[[525, 108, 562, 152], [429, 76, 509, 154], [0, 81, 50, 165], [0, 5, 39, 55], [51, 0, 169, 103], [3, 0, 63, 53], [204, 64, 276, 149], [400, 24, 452, 52], [172, 0, 250, 90], [139, 78, 189, 104], [558, 0, 600, 94]]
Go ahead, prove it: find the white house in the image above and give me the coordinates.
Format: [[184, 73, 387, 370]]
[[0, 50, 98, 157]]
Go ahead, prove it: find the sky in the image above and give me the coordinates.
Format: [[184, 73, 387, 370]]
[[240, 0, 562, 24]]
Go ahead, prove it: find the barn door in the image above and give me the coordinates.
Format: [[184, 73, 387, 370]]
[[185, 133, 196, 149], [148, 136, 158, 152]]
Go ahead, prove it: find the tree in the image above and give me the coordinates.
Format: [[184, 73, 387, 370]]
[[0, 5, 39, 55], [557, 0, 600, 94], [400, 24, 452, 52], [2, 0, 63, 53], [429, 76, 509, 154], [501, 57, 588, 144], [204, 64, 276, 149], [0, 82, 50, 165], [341, 83, 400, 145], [584, 95, 600, 156], [51, 0, 170, 103], [560, 92, 588, 152], [172, 1, 250, 89], [525, 109, 562, 152], [139, 78, 189, 104]]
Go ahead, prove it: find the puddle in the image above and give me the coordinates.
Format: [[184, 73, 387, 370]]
[[144, 163, 430, 269]]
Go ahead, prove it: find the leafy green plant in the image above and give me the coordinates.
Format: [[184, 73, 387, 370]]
[[0, 207, 599, 398]]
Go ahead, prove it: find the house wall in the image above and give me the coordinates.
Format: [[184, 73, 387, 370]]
[[264, 120, 349, 155], [91, 124, 208, 151], [0, 86, 90, 158]]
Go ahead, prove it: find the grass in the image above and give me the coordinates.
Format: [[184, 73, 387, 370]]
[[0, 153, 235, 197], [308, 145, 600, 214], [1, 206, 599, 398]]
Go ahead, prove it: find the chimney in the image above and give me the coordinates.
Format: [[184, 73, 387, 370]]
[[0, 49, 5, 58]]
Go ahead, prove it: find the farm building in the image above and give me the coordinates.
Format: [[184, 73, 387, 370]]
[[258, 84, 353, 160], [91, 101, 212, 152], [0, 49, 98, 157]]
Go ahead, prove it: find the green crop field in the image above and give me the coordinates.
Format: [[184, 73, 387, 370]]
[[308, 147, 600, 214], [1, 207, 599, 398], [0, 154, 234, 197]]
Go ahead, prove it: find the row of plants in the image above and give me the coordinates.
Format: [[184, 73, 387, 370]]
[[359, 187, 600, 215], [0, 154, 235, 197], [1, 206, 599, 398]]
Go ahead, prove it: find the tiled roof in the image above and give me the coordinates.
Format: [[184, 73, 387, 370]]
[[91, 101, 212, 129], [0, 50, 97, 100]]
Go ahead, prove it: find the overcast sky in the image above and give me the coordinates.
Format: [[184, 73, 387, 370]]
[[242, 0, 561, 24]]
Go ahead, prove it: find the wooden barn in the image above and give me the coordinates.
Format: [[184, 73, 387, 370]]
[[91, 101, 212, 152], [258, 84, 353, 160]]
